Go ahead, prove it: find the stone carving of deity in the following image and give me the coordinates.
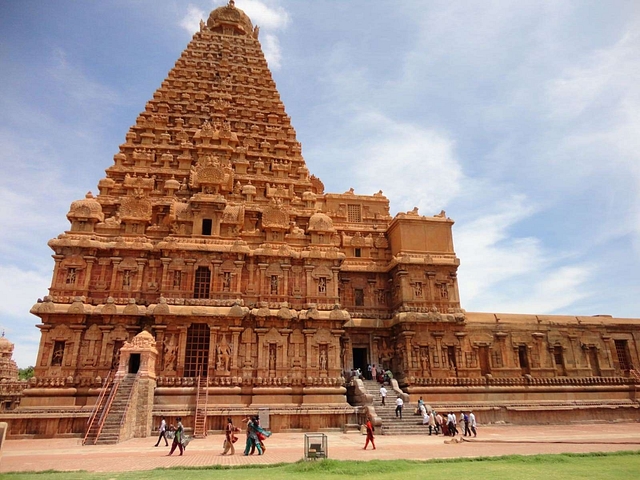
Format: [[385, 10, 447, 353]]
[[319, 347, 327, 372]]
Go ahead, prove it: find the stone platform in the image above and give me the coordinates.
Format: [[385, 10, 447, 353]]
[[2, 422, 640, 473]]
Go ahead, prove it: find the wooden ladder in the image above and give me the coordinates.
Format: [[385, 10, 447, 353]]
[[193, 366, 208, 438]]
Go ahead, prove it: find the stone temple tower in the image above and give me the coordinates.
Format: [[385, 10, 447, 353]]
[[15, 1, 639, 440]]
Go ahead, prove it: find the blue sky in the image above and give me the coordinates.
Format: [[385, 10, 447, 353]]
[[1, 0, 639, 368]]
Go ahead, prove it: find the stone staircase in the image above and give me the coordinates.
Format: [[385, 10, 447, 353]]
[[88, 374, 137, 445], [360, 380, 431, 435]]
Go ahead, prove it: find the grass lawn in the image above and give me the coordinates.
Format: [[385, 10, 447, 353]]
[[3, 451, 640, 480]]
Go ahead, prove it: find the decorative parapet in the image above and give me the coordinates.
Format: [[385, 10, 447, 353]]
[[0, 381, 27, 396], [408, 376, 637, 387], [155, 375, 345, 388], [26, 376, 104, 388]]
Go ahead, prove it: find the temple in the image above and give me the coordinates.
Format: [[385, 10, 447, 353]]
[[3, 2, 639, 440]]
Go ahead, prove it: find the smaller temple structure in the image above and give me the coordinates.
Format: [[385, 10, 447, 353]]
[[0, 334, 26, 412]]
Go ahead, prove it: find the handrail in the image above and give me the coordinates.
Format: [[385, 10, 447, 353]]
[[82, 371, 113, 446], [93, 374, 122, 444]]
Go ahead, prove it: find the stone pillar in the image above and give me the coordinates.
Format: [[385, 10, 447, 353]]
[[35, 324, 52, 368], [255, 328, 268, 377], [208, 327, 219, 375], [234, 260, 245, 293], [98, 325, 114, 367], [160, 257, 171, 293], [303, 329, 316, 377], [332, 267, 341, 300], [176, 325, 188, 377], [212, 260, 222, 296], [432, 332, 444, 370], [282, 264, 291, 298], [258, 263, 268, 298], [83, 256, 96, 293], [109, 257, 122, 291], [230, 327, 243, 376], [70, 325, 86, 370], [304, 266, 314, 301], [134, 259, 147, 293], [50, 254, 65, 290]]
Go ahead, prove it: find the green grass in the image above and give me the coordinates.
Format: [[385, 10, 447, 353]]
[[3, 451, 640, 480]]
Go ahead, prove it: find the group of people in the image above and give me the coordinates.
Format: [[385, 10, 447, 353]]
[[420, 408, 477, 437], [154, 415, 271, 457], [152, 416, 189, 456]]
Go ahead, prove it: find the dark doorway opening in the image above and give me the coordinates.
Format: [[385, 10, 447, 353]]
[[202, 218, 212, 236], [588, 347, 601, 376], [352, 347, 368, 374], [128, 353, 141, 374], [479, 346, 491, 375], [518, 345, 530, 374]]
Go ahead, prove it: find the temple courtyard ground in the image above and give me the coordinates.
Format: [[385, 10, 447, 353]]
[[2, 422, 640, 473]]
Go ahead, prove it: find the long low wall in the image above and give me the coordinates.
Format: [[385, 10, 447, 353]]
[[3, 378, 639, 438]]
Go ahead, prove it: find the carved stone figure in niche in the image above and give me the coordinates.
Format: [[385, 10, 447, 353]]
[[123, 270, 132, 288], [163, 336, 178, 372], [173, 271, 182, 288], [420, 348, 429, 373], [216, 338, 232, 371], [111, 340, 124, 370], [319, 346, 328, 372], [439, 283, 448, 299], [66, 268, 76, 284], [223, 271, 232, 291], [318, 277, 327, 294], [414, 282, 423, 298], [268, 344, 277, 372], [51, 341, 65, 366]]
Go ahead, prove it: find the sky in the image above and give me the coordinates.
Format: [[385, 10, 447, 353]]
[[1, 0, 639, 368]]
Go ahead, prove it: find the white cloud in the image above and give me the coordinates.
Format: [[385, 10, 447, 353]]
[[237, 0, 289, 30], [261, 32, 283, 70], [0, 265, 50, 319], [180, 5, 205, 34], [349, 111, 462, 214]]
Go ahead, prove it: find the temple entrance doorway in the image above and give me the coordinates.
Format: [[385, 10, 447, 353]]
[[128, 353, 140, 374], [185, 323, 210, 377], [588, 347, 601, 376], [478, 346, 491, 375], [518, 345, 530, 375], [352, 347, 368, 375]]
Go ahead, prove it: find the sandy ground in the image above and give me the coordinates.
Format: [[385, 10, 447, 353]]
[[2, 423, 640, 473]]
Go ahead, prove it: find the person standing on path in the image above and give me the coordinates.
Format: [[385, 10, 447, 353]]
[[154, 417, 168, 447], [395, 396, 404, 419], [469, 411, 477, 437], [371, 364, 377, 382], [428, 410, 437, 435], [380, 385, 387, 406], [363, 417, 376, 450], [221, 417, 240, 455], [463, 412, 471, 437], [167, 417, 184, 456]]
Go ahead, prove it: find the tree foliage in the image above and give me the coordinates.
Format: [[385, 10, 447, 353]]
[[18, 366, 34, 380]]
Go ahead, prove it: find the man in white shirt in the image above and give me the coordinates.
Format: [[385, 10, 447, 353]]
[[469, 411, 477, 437], [379, 385, 387, 406], [154, 416, 168, 447], [395, 396, 404, 419]]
